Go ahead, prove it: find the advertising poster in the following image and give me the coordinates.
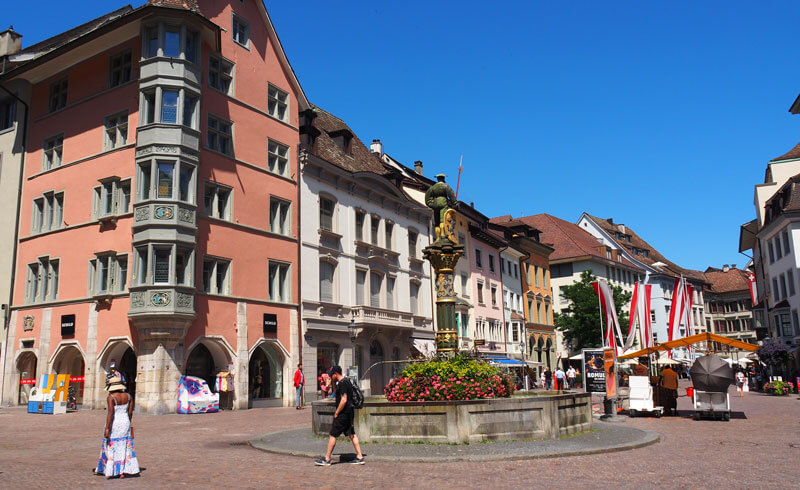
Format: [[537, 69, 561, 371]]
[[582, 349, 606, 393], [604, 349, 617, 398]]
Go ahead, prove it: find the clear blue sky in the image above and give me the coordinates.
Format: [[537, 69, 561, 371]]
[[8, 1, 800, 271]]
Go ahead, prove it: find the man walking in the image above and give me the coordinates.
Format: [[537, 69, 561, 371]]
[[293, 363, 304, 410], [554, 367, 566, 390], [315, 366, 365, 466], [544, 367, 553, 390], [566, 365, 576, 389]]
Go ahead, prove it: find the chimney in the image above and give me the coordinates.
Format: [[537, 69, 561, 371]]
[[414, 160, 423, 175], [731, 264, 736, 269], [0, 26, 22, 57], [370, 139, 383, 155], [470, 202, 474, 208], [723, 264, 730, 272]]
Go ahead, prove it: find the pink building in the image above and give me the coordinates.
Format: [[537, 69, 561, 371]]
[[1, 0, 308, 412]]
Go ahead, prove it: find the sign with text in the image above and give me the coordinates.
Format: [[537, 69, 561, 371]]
[[61, 314, 76, 338], [263, 313, 277, 335], [604, 349, 617, 398], [582, 349, 606, 393]]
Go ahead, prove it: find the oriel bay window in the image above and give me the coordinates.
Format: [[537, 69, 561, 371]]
[[142, 23, 200, 63], [137, 160, 196, 203], [139, 87, 200, 128], [134, 243, 195, 287]]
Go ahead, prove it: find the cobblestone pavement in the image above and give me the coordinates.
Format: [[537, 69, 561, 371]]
[[1, 381, 798, 489]]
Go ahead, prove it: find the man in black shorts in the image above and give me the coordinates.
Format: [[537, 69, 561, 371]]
[[315, 365, 365, 465]]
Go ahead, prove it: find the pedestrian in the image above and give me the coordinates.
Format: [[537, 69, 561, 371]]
[[315, 366, 365, 466], [567, 365, 576, 389], [294, 363, 305, 409], [544, 367, 553, 390], [555, 367, 566, 390], [660, 366, 679, 416], [94, 375, 140, 479], [318, 370, 331, 400], [539, 370, 545, 389], [735, 370, 745, 397]]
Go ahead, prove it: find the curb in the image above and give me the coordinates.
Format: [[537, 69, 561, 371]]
[[248, 425, 660, 463]]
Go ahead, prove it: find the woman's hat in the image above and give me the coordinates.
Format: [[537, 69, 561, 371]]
[[106, 375, 125, 392]]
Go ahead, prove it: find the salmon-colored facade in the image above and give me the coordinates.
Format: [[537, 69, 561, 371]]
[[1, 0, 308, 412]]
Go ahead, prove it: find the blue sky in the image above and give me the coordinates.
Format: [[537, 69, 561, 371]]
[[8, 1, 800, 271]]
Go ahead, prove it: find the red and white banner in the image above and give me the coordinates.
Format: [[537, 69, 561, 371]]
[[592, 280, 624, 354], [628, 283, 653, 350], [747, 272, 758, 306], [668, 277, 694, 357], [643, 284, 652, 348]]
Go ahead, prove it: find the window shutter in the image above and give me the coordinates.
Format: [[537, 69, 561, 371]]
[[320, 262, 333, 302], [356, 270, 366, 305], [370, 273, 381, 308]]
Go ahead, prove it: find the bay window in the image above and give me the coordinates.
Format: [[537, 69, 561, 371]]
[[142, 23, 200, 63], [133, 243, 195, 287], [139, 87, 200, 129], [137, 159, 196, 203]]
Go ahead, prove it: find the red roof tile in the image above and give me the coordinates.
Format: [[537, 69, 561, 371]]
[[703, 268, 750, 294], [770, 141, 800, 162], [308, 105, 391, 176]]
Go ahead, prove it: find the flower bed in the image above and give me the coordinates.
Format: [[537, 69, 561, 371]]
[[763, 380, 794, 396], [384, 354, 515, 402]]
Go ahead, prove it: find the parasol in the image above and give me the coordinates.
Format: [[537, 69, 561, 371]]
[[690, 355, 734, 392]]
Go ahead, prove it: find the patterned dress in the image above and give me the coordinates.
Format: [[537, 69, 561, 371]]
[[96, 395, 140, 477]]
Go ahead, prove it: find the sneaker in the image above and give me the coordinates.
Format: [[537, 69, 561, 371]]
[[350, 457, 365, 465], [314, 457, 332, 466]]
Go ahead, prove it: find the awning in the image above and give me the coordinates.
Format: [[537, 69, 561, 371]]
[[568, 353, 584, 360], [411, 338, 435, 356], [619, 332, 759, 359], [485, 356, 527, 366]]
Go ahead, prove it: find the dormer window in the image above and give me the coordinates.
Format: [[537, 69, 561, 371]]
[[329, 129, 354, 155]]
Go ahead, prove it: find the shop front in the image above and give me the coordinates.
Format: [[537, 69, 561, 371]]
[[16, 351, 37, 404], [248, 341, 285, 408], [52, 344, 85, 406]]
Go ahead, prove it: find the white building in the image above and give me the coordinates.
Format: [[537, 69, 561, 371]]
[[500, 245, 526, 359], [299, 108, 433, 397]]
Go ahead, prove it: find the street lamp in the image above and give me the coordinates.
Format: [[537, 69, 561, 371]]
[[347, 314, 358, 344], [519, 338, 528, 390], [347, 314, 358, 383]]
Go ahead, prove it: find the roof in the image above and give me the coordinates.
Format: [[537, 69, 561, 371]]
[[511, 214, 641, 269], [584, 214, 706, 283], [703, 267, 750, 294], [770, 141, 800, 162], [307, 105, 391, 175], [762, 172, 800, 229]]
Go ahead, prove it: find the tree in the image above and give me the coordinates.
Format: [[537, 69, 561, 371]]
[[554, 270, 632, 351]]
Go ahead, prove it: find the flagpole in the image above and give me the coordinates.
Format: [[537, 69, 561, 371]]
[[596, 283, 605, 348]]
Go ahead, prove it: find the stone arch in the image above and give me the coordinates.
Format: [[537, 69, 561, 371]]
[[15, 350, 37, 405], [249, 339, 287, 407], [51, 343, 86, 405], [94, 337, 136, 409], [368, 336, 388, 396], [185, 336, 235, 378]]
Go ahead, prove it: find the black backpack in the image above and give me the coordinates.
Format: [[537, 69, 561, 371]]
[[344, 378, 365, 409]]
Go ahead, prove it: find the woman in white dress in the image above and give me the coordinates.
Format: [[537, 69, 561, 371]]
[[94, 375, 140, 478]]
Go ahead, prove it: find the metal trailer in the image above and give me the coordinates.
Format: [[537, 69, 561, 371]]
[[628, 375, 663, 418], [692, 390, 730, 421]]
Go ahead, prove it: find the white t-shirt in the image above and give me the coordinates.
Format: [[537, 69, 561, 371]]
[[567, 368, 576, 378], [736, 372, 745, 384]]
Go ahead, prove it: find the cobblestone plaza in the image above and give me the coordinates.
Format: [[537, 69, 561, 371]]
[[1, 382, 798, 488]]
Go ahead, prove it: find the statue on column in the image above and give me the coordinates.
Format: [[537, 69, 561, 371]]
[[424, 174, 457, 243]]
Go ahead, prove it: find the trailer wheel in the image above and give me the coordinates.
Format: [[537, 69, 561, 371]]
[[629, 410, 636, 418], [693, 413, 700, 421], [655, 411, 661, 418], [723, 412, 730, 421]]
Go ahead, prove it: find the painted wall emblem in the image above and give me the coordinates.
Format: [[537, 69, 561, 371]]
[[154, 206, 174, 220], [151, 291, 171, 306], [23, 315, 35, 331]]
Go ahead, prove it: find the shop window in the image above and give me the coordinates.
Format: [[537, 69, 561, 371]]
[[48, 78, 68, 113], [203, 182, 232, 220], [268, 261, 290, 302], [269, 196, 291, 236]]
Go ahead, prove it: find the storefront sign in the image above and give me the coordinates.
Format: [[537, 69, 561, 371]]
[[582, 348, 605, 393], [20, 378, 36, 385], [61, 314, 76, 337], [604, 349, 617, 398], [263, 313, 277, 335], [70, 376, 85, 383]]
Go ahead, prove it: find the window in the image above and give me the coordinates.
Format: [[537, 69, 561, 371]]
[[104, 112, 128, 149], [207, 115, 233, 155], [232, 15, 250, 47], [88, 253, 128, 295], [265, 197, 291, 236], [502, 259, 507, 274], [175, 247, 192, 285], [109, 50, 132, 88], [458, 233, 467, 257], [410, 281, 419, 315], [31, 192, 63, 233], [26, 257, 59, 303], [164, 27, 181, 57], [142, 91, 156, 125], [152, 247, 171, 284], [137, 160, 195, 203], [93, 178, 131, 218], [650, 310, 656, 322], [319, 197, 334, 231], [209, 56, 234, 95], [202, 182, 232, 220], [0, 99, 16, 130], [491, 285, 497, 307], [268, 139, 289, 176], [202, 257, 231, 294], [386, 276, 395, 309], [355, 210, 365, 241], [135, 246, 148, 285], [773, 278, 780, 301], [477, 282, 484, 304], [783, 230, 791, 255], [526, 262, 532, 284], [514, 263, 518, 278], [48, 78, 68, 112], [408, 230, 418, 259], [319, 261, 335, 303], [488, 254, 495, 272], [460, 273, 468, 297], [794, 311, 800, 336], [267, 83, 288, 122], [268, 261, 290, 302], [475, 249, 482, 268], [161, 90, 179, 123], [780, 274, 788, 300], [534, 263, 541, 287], [790, 270, 796, 296], [356, 270, 367, 305], [183, 94, 198, 128], [42, 134, 63, 170], [370, 272, 382, 308], [370, 216, 380, 245], [145, 27, 158, 58], [185, 30, 199, 63], [385, 222, 394, 250], [779, 313, 792, 337], [157, 162, 174, 198]]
